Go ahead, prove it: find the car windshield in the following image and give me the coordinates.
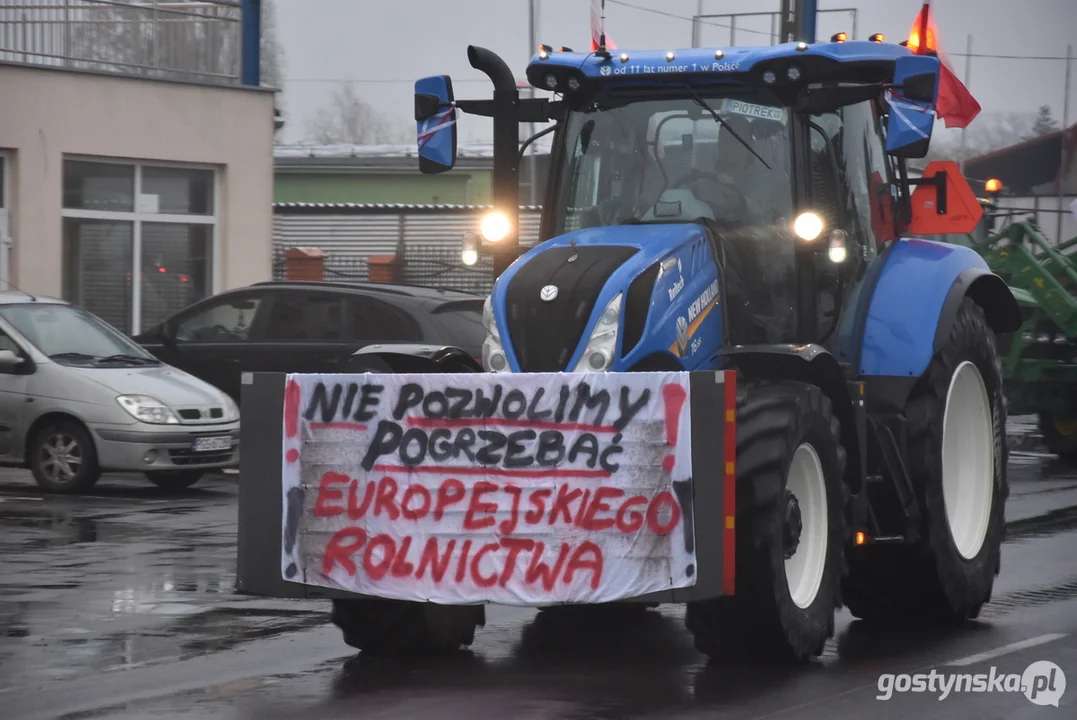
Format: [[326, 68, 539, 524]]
[[549, 93, 794, 237], [0, 303, 159, 366]]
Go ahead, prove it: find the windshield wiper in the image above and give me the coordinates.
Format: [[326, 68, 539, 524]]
[[49, 352, 97, 362], [680, 84, 772, 171], [96, 354, 159, 365]]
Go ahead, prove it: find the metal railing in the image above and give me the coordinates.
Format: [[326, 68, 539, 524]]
[[0, 0, 243, 84]]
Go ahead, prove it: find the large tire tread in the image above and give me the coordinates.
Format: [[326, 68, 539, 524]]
[[686, 379, 846, 663], [843, 298, 1008, 623]]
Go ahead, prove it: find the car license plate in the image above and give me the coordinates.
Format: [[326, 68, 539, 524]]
[[192, 435, 231, 452]]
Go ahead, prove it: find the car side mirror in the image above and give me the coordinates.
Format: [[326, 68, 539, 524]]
[[414, 75, 458, 174], [0, 349, 24, 368]]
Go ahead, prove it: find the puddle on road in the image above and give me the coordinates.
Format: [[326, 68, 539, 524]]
[[0, 605, 329, 685], [0, 507, 139, 549], [979, 575, 1077, 619], [1007, 505, 1077, 539]]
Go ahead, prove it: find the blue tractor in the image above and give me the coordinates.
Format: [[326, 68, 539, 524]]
[[332, 37, 1022, 662]]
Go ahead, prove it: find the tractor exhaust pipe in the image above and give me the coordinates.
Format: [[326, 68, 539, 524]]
[[468, 46, 521, 277]]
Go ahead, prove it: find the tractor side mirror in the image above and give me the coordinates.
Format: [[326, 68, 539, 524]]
[[893, 55, 940, 103], [901, 73, 937, 103], [415, 75, 458, 174], [886, 55, 940, 159]]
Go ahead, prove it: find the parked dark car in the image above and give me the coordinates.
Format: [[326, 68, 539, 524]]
[[132, 281, 485, 403]]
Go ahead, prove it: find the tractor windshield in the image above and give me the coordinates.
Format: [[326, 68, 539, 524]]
[[549, 92, 798, 344], [549, 94, 794, 236]]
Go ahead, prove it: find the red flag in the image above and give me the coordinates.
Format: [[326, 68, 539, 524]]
[[590, 0, 616, 52], [906, 2, 980, 129]]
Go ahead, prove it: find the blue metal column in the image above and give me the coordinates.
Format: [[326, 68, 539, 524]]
[[800, 0, 817, 43], [240, 0, 262, 86]]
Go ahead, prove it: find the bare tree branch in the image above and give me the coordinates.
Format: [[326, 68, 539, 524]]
[[260, 0, 284, 89], [304, 82, 401, 144]]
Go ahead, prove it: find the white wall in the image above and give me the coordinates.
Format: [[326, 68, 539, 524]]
[[0, 62, 275, 297]]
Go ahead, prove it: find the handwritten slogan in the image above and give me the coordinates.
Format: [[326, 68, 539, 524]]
[[280, 372, 696, 605]]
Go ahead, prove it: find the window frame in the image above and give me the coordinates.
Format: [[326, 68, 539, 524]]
[[61, 156, 220, 334], [0, 151, 10, 290]]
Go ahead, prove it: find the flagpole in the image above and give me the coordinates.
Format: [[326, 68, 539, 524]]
[[599, 0, 607, 51], [960, 33, 972, 174]]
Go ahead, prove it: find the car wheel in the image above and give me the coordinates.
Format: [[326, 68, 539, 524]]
[[30, 420, 102, 494], [146, 470, 205, 491]]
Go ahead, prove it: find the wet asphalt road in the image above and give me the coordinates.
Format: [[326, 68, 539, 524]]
[[3, 428, 1077, 719]]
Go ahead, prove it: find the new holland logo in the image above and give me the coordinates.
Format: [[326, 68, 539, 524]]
[[600, 65, 612, 76], [688, 279, 720, 322], [540, 285, 559, 302], [676, 316, 689, 352]]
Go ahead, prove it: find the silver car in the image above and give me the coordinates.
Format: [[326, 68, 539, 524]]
[[0, 292, 240, 493]]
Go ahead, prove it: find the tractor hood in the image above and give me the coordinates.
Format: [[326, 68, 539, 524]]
[[491, 223, 722, 372]]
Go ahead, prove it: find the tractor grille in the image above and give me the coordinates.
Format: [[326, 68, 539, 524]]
[[505, 246, 638, 371]]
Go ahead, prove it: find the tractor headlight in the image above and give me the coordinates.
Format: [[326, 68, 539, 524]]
[[481, 295, 509, 372], [480, 211, 511, 243], [794, 212, 823, 241], [572, 293, 623, 373]]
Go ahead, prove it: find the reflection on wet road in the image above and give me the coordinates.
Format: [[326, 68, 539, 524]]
[[2, 440, 1077, 719]]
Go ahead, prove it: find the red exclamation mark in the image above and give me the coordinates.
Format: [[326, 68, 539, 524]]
[[285, 379, 301, 463], [662, 383, 687, 473]]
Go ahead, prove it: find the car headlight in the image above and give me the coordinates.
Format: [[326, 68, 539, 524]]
[[116, 395, 180, 424], [572, 293, 622, 372], [222, 394, 240, 422], [481, 295, 510, 372]]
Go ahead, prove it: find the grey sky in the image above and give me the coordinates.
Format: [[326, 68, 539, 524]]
[[275, 0, 1076, 148]]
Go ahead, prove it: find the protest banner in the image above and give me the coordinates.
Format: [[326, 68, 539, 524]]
[[280, 371, 695, 605]]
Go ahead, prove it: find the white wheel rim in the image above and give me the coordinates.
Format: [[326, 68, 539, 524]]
[[785, 443, 828, 610], [942, 360, 994, 560]]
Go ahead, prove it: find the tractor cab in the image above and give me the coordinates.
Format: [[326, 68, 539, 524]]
[[414, 39, 983, 367]]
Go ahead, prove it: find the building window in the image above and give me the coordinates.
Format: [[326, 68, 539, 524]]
[[61, 159, 216, 334], [0, 152, 10, 288]]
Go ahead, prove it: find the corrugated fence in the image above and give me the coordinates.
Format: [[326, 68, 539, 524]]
[[272, 204, 544, 293]]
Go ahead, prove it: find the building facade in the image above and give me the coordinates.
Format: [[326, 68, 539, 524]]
[[965, 123, 1077, 244], [0, 0, 275, 335]]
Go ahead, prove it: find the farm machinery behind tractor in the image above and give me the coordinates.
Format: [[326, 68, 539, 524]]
[[939, 190, 1077, 459], [235, 31, 1023, 664]]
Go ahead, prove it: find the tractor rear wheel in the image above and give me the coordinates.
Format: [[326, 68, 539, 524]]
[[330, 598, 484, 655], [685, 380, 846, 663], [843, 298, 1007, 622]]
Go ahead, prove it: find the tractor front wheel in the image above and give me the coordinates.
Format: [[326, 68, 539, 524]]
[[843, 298, 1007, 622], [685, 380, 846, 663]]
